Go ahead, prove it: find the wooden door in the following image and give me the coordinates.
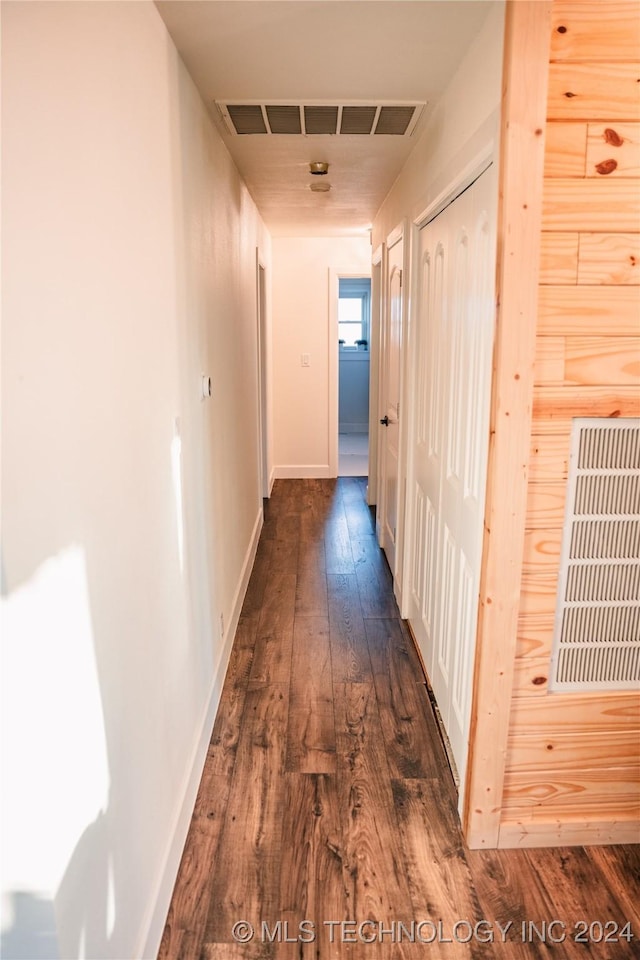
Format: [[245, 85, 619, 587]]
[[379, 234, 404, 578], [409, 167, 496, 793]]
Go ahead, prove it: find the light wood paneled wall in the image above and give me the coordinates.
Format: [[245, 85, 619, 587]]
[[500, 0, 640, 847]]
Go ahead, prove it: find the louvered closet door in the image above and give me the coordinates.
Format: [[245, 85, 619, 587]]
[[409, 166, 496, 794]]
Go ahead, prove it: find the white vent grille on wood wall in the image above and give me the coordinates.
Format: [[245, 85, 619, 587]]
[[216, 101, 425, 136], [550, 418, 640, 692]]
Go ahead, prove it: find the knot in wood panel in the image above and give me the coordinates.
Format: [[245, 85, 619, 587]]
[[603, 128, 624, 147], [595, 159, 618, 175]]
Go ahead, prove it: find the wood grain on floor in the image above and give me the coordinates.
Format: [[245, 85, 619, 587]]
[[158, 478, 639, 960]]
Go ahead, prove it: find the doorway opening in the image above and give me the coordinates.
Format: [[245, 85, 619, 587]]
[[338, 276, 371, 476]]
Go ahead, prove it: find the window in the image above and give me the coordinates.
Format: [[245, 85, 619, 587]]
[[338, 277, 371, 347]]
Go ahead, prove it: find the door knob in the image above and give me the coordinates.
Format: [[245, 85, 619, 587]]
[[380, 415, 390, 426]]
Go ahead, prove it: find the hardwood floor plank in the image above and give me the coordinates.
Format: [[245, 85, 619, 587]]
[[256, 572, 297, 633], [250, 573, 295, 685], [327, 574, 373, 684], [351, 537, 397, 618], [250, 627, 294, 686], [344, 499, 376, 539], [320, 485, 348, 523], [324, 518, 356, 575], [233, 613, 261, 650], [205, 683, 288, 944], [333, 681, 413, 924], [158, 775, 231, 960], [521, 846, 640, 956], [286, 617, 335, 773], [398, 620, 427, 679], [160, 480, 640, 960], [391, 778, 484, 959], [267, 481, 303, 516], [467, 845, 640, 959], [300, 510, 327, 541], [338, 477, 368, 503], [263, 513, 301, 541], [295, 540, 328, 617], [583, 845, 640, 928], [279, 773, 349, 952], [201, 942, 275, 959], [242, 540, 274, 619], [365, 619, 450, 779], [208, 645, 254, 778], [269, 539, 300, 576]]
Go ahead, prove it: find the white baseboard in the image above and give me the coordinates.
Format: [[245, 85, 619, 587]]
[[138, 506, 263, 960], [268, 466, 276, 495], [274, 464, 334, 479]]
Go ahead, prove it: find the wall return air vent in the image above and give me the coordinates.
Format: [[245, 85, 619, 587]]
[[550, 418, 640, 692], [216, 101, 424, 137]]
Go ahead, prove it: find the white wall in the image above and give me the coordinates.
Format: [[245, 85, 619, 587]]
[[272, 237, 371, 477], [370, 1, 504, 593], [1, 3, 270, 958], [372, 1, 505, 246]]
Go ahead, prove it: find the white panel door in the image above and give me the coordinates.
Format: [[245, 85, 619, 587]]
[[379, 236, 403, 577], [409, 167, 496, 793]]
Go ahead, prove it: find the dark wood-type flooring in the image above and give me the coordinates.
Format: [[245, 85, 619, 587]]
[[158, 478, 639, 960]]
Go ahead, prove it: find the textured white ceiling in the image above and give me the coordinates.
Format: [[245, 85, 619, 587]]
[[155, 1, 494, 236]]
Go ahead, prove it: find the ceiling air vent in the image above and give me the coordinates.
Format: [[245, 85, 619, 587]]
[[340, 105, 378, 134], [225, 104, 267, 135], [374, 105, 416, 135], [550, 418, 640, 692], [216, 101, 425, 136], [265, 105, 301, 134], [304, 105, 339, 134]]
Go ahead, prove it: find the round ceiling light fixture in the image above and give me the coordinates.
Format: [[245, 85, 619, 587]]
[[309, 161, 329, 176]]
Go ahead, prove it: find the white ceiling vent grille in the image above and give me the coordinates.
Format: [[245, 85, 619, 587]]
[[225, 104, 267, 135], [216, 101, 425, 136], [550, 418, 640, 692], [374, 105, 416, 135]]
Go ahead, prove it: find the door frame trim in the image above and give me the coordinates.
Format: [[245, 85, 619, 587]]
[[329, 268, 373, 478], [255, 250, 270, 498], [380, 220, 408, 607], [414, 142, 494, 230], [463, 0, 553, 850], [368, 245, 383, 506]]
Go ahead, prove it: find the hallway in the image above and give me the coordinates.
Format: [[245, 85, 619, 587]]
[[159, 480, 639, 960], [338, 434, 369, 477]]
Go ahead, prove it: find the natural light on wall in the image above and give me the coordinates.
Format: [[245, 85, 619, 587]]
[[1, 546, 110, 957]]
